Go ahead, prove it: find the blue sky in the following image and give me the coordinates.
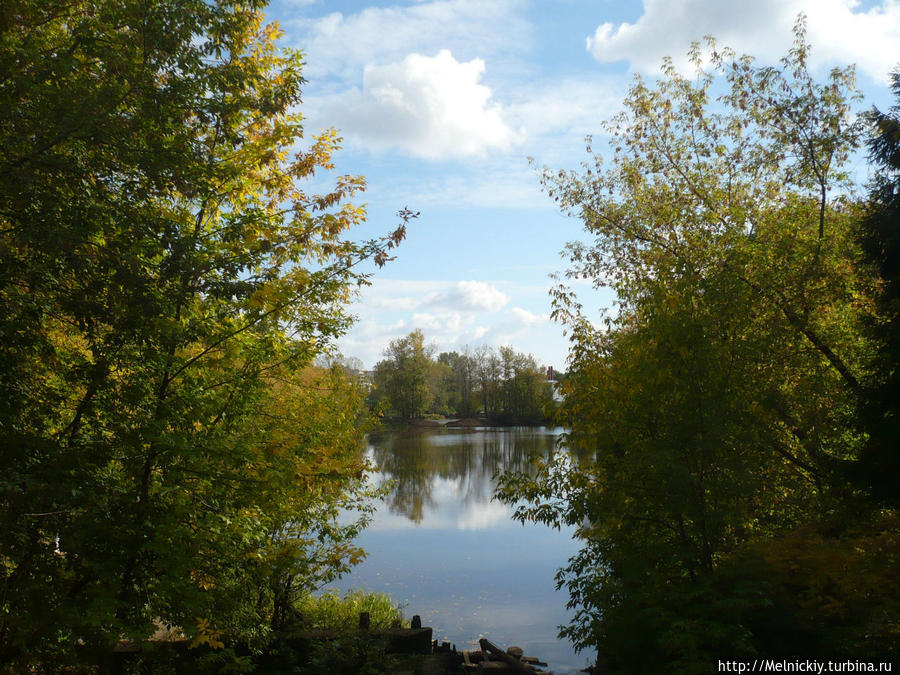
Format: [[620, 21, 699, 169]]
[[266, 0, 899, 369]]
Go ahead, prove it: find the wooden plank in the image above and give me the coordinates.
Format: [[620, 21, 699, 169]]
[[478, 639, 535, 673]]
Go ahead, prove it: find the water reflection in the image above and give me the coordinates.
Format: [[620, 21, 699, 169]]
[[368, 427, 558, 525], [334, 427, 593, 674]]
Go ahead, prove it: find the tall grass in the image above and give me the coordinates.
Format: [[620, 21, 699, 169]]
[[297, 589, 405, 630]]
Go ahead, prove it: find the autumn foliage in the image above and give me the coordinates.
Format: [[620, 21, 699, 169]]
[[0, 0, 406, 668], [498, 21, 898, 671]]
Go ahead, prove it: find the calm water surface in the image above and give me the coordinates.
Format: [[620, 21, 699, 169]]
[[332, 426, 593, 674]]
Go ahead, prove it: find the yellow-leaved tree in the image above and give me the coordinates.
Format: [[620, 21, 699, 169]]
[[0, 0, 411, 667]]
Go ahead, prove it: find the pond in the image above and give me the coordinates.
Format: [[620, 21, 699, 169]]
[[331, 426, 593, 674]]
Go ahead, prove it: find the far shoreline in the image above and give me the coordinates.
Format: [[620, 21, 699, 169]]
[[372, 417, 556, 430]]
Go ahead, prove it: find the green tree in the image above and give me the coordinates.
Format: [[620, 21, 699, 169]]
[[497, 346, 551, 425], [854, 68, 900, 505], [498, 24, 894, 670], [203, 362, 379, 640], [372, 330, 434, 419], [372, 338, 552, 423], [473, 344, 502, 419], [427, 358, 454, 416], [438, 348, 478, 417], [436, 352, 462, 414], [0, 0, 407, 667]]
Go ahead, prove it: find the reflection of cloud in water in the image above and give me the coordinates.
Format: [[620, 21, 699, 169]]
[[456, 497, 510, 531], [332, 428, 593, 673], [366, 427, 557, 527], [367, 481, 511, 531]]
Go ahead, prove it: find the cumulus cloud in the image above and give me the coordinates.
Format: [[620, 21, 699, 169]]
[[285, 0, 529, 80], [506, 307, 548, 327], [478, 306, 550, 347], [341, 309, 478, 365], [335, 280, 517, 365], [410, 311, 464, 334], [337, 318, 413, 367], [432, 281, 510, 312], [322, 50, 519, 159], [288, 0, 622, 165], [363, 280, 509, 313], [586, 0, 900, 82], [334, 280, 573, 369]]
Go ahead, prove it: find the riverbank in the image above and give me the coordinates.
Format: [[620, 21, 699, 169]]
[[109, 619, 563, 674], [376, 416, 555, 429]]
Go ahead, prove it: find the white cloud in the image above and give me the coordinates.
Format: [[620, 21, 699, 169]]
[[380, 165, 556, 210], [506, 307, 548, 327], [433, 281, 510, 312], [478, 306, 550, 349], [341, 308, 478, 364], [336, 280, 516, 365], [322, 50, 519, 159], [362, 280, 509, 313], [506, 77, 622, 140], [586, 0, 900, 82], [337, 318, 412, 367], [411, 311, 464, 334], [288, 1, 625, 167], [334, 280, 572, 369], [286, 0, 529, 80]]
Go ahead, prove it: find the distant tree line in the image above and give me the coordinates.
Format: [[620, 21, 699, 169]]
[[368, 329, 557, 425]]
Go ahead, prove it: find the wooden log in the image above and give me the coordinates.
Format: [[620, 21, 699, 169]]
[[478, 639, 536, 673]]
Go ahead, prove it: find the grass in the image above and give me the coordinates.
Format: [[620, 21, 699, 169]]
[[297, 589, 406, 631]]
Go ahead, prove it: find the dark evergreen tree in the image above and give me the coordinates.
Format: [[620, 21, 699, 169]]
[[856, 69, 900, 506]]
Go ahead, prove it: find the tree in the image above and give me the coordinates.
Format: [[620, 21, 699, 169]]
[[438, 348, 481, 418], [854, 68, 900, 505], [372, 330, 434, 419], [473, 345, 502, 419], [254, 364, 377, 634], [0, 0, 407, 666], [498, 23, 894, 670], [370, 338, 552, 423], [496, 346, 551, 425]]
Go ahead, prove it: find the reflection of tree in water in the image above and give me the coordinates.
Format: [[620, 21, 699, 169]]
[[369, 429, 557, 523]]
